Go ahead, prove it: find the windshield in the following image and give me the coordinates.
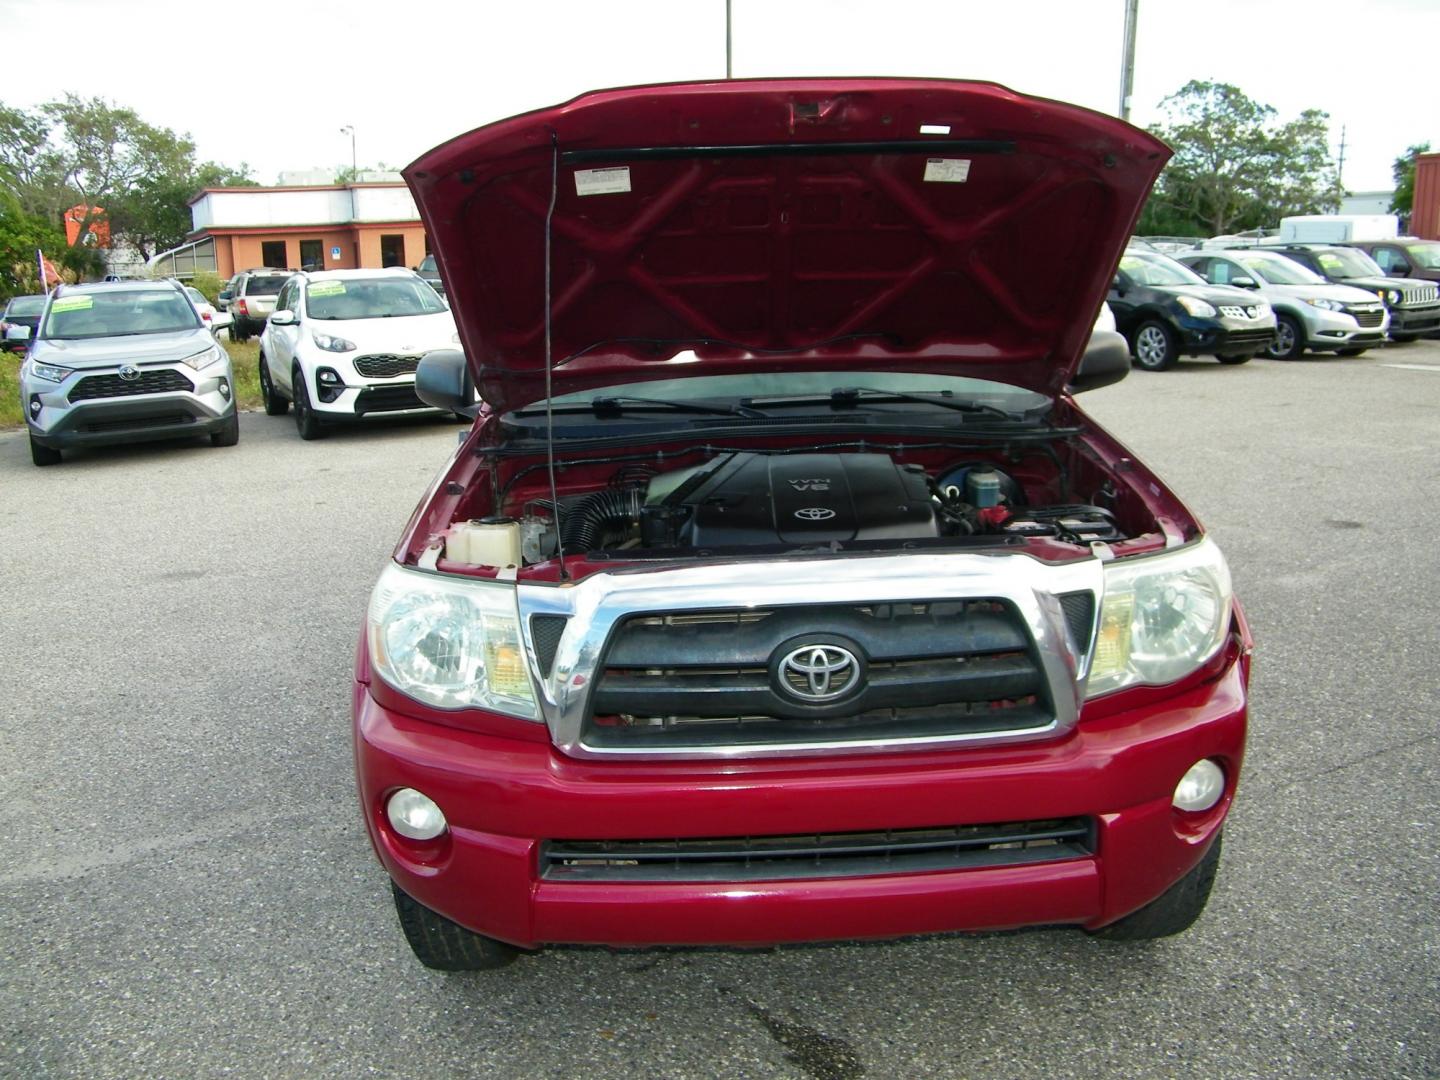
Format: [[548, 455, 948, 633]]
[[1312, 249, 1383, 278], [6, 295, 46, 317], [1119, 251, 1206, 287], [418, 255, 437, 272], [1234, 253, 1323, 285], [1405, 243, 1440, 269], [185, 287, 208, 306], [245, 275, 291, 295], [304, 277, 448, 320], [41, 290, 201, 340]]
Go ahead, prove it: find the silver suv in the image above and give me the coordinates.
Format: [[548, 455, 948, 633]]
[[223, 268, 293, 343], [12, 279, 238, 466]]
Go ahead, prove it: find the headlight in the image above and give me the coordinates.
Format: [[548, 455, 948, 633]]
[[1087, 538, 1233, 697], [181, 343, 226, 370], [1176, 295, 1217, 318], [1304, 297, 1344, 312], [313, 331, 356, 353], [28, 360, 73, 383], [1385, 289, 1401, 305], [367, 562, 538, 718]]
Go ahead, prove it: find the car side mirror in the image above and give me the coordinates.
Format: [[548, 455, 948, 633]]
[[1232, 276, 1257, 289], [5, 324, 31, 342], [268, 310, 298, 326], [1111, 274, 1125, 295], [415, 349, 478, 417], [1069, 329, 1130, 394], [1390, 263, 1411, 276]]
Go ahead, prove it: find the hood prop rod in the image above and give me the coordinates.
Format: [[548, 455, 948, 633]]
[[543, 129, 568, 581]]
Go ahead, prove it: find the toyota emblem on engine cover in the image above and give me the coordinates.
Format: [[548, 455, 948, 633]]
[[118, 364, 141, 381], [794, 507, 836, 521], [777, 643, 862, 702]]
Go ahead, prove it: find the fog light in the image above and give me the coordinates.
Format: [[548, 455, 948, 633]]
[[386, 787, 447, 840], [218, 377, 231, 398], [316, 367, 344, 403], [29, 395, 42, 416], [1173, 759, 1225, 812]]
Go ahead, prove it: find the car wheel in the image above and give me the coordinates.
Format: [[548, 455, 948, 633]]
[[1337, 347, 1367, 357], [1088, 832, 1223, 941], [259, 354, 289, 415], [210, 411, 240, 447], [1131, 320, 1178, 371], [29, 434, 61, 466], [292, 367, 326, 441], [1215, 354, 1253, 365], [1266, 315, 1305, 359], [231, 319, 249, 344], [390, 882, 521, 971]]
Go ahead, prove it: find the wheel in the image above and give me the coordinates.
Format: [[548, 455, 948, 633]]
[[292, 366, 327, 440], [1265, 314, 1305, 359], [210, 411, 240, 447], [259, 354, 288, 415], [1131, 320, 1178, 371], [1089, 832, 1223, 941], [230, 318, 249, 344], [390, 882, 520, 971], [29, 434, 61, 466], [1337, 347, 1367, 357], [1215, 354, 1253, 365]]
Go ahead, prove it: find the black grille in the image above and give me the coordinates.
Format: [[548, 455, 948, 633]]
[[585, 599, 1053, 749], [1058, 591, 1096, 653], [1347, 308, 1385, 328], [531, 615, 568, 677], [354, 385, 424, 414], [1221, 329, 1278, 349], [353, 354, 420, 378], [69, 369, 192, 401], [542, 817, 1093, 882], [81, 413, 194, 434]]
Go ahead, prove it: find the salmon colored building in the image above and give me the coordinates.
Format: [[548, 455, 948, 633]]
[[1412, 153, 1440, 240], [149, 182, 428, 279]]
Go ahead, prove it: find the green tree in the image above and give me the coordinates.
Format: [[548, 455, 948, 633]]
[[1390, 142, 1431, 217], [1138, 81, 1341, 237], [108, 160, 254, 262], [0, 192, 69, 298]]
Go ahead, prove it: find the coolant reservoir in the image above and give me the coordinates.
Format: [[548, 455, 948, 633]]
[[446, 518, 522, 567]]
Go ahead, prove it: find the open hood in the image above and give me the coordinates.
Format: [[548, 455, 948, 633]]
[[405, 79, 1169, 412]]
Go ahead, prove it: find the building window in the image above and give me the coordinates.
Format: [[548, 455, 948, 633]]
[[380, 234, 406, 268], [261, 240, 287, 267], [299, 239, 323, 270]]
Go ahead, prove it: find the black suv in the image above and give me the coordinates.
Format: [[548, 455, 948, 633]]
[[1107, 249, 1278, 370], [222, 268, 294, 343], [416, 254, 445, 298], [1270, 243, 1440, 341]]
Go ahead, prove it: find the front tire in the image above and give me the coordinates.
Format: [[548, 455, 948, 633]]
[[259, 354, 288, 415], [29, 434, 61, 466], [292, 366, 326, 440], [391, 883, 520, 971], [1131, 320, 1178, 371], [1089, 832, 1223, 941], [210, 411, 240, 447], [1266, 314, 1305, 360]]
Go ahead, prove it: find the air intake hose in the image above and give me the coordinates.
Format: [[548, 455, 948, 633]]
[[559, 486, 643, 552]]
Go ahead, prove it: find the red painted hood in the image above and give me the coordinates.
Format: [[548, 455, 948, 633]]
[[405, 78, 1169, 412]]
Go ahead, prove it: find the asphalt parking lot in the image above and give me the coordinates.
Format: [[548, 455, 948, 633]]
[[2, 342, 1438, 1080]]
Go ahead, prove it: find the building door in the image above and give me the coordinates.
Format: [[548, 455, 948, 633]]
[[261, 240, 287, 267], [299, 239, 323, 270], [380, 234, 405, 268]]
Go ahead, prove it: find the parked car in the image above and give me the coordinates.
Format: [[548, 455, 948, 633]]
[[1, 294, 47, 353], [1268, 244, 1440, 341], [1107, 249, 1276, 370], [1177, 249, 1388, 359], [184, 286, 233, 335], [415, 254, 446, 297], [257, 268, 458, 439], [1346, 237, 1440, 286], [225, 268, 292, 343], [11, 279, 238, 466], [356, 79, 1250, 971]]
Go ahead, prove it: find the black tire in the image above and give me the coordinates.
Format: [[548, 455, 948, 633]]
[[1389, 333, 1416, 343], [292, 366, 327, 440], [1089, 832, 1223, 941], [210, 411, 240, 447], [391, 882, 520, 971], [1130, 320, 1178, 371], [230, 318, 249, 344], [1337, 347, 1367, 357], [29, 434, 61, 466], [1215, 354, 1253, 365], [1266, 314, 1305, 360], [259, 354, 288, 415]]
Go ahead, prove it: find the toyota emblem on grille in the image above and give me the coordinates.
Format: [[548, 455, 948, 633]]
[[794, 507, 836, 521], [777, 643, 861, 702], [118, 364, 141, 381]]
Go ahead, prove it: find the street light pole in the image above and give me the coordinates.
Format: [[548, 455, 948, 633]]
[[1119, 0, 1139, 121], [340, 125, 357, 177]]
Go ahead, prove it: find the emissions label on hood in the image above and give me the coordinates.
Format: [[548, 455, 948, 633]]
[[574, 166, 632, 196], [923, 158, 971, 183]]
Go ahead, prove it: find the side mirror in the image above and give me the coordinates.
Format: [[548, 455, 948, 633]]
[[1390, 263, 1411, 276], [1232, 276, 1258, 289], [1111, 274, 1125, 295], [5, 324, 31, 342], [1069, 330, 1130, 394], [268, 310, 298, 327], [415, 349, 477, 417]]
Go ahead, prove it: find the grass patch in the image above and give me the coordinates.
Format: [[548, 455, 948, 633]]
[[1, 355, 20, 428]]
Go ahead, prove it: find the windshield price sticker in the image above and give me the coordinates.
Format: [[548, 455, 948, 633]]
[[923, 158, 972, 183], [50, 295, 94, 312], [308, 281, 346, 297], [574, 166, 632, 196]]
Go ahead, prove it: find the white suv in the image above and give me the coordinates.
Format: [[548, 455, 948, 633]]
[[257, 269, 459, 439]]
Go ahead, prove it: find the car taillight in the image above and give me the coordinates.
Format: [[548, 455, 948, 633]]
[[237, 299, 249, 316], [202, 311, 212, 323]]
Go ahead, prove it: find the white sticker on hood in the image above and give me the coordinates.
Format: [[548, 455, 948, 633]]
[[574, 166, 632, 196], [923, 158, 971, 183]]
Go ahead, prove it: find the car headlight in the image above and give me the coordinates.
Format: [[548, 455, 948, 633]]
[[181, 343, 226, 370], [1176, 295, 1217, 318], [1385, 289, 1401, 305], [367, 562, 538, 718], [1087, 538, 1233, 697], [313, 331, 357, 353], [1304, 297, 1344, 312], [28, 360, 73, 383]]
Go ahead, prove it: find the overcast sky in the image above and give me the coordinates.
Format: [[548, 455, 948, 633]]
[[3, 0, 1434, 193]]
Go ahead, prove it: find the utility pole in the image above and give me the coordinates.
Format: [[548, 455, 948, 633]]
[[340, 125, 357, 177], [725, 0, 732, 78], [1119, 0, 1139, 121], [1337, 124, 1348, 190]]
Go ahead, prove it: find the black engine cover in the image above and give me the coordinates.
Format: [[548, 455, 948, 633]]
[[647, 452, 938, 547]]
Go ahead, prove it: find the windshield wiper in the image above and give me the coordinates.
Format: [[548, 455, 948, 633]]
[[587, 395, 769, 419], [827, 386, 1020, 421]]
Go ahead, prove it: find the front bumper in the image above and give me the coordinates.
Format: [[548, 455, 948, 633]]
[[24, 369, 234, 448], [1390, 303, 1440, 336], [1299, 307, 1388, 351], [1177, 314, 1276, 357], [354, 636, 1249, 949]]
